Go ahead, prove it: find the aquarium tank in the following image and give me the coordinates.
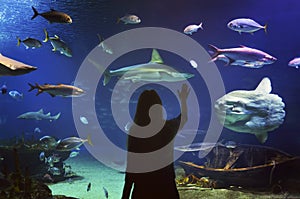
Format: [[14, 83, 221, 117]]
[[0, 0, 299, 198]]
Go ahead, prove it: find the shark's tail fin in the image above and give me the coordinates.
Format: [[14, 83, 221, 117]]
[[97, 33, 104, 42], [28, 83, 37, 92], [43, 29, 49, 43], [103, 71, 111, 86], [53, 112, 61, 120], [31, 6, 39, 20]]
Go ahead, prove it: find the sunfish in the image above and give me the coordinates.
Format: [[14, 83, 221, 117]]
[[103, 49, 194, 86], [214, 77, 285, 143], [17, 109, 61, 121]]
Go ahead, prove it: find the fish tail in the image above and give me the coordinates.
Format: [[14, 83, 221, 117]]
[[97, 33, 103, 42], [264, 24, 268, 34], [28, 83, 37, 92], [17, 37, 21, 46], [86, 135, 93, 146], [103, 71, 111, 86], [208, 44, 220, 60], [116, 18, 121, 24], [53, 112, 61, 120], [31, 6, 39, 20], [43, 28, 49, 43], [199, 22, 203, 30]]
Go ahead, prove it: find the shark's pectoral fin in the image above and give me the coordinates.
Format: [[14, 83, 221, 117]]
[[50, 93, 55, 97], [254, 132, 268, 144]]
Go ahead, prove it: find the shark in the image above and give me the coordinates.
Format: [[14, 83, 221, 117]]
[[103, 49, 194, 86], [214, 77, 285, 143], [17, 109, 61, 121], [0, 53, 37, 76]]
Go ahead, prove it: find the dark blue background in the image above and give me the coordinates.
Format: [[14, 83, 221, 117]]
[[0, 0, 299, 156]]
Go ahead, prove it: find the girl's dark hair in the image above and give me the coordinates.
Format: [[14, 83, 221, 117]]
[[133, 90, 163, 126]]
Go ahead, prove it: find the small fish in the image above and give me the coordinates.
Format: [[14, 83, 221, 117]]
[[117, 14, 141, 24], [80, 116, 88, 124], [227, 18, 267, 34], [34, 127, 41, 133], [31, 6, 72, 24], [28, 82, 84, 97], [103, 187, 108, 198], [224, 141, 237, 149], [87, 182, 91, 192], [184, 22, 203, 35], [69, 151, 79, 158], [56, 135, 93, 151], [189, 60, 198, 68], [97, 34, 113, 54], [17, 37, 42, 49], [43, 29, 72, 57], [39, 135, 60, 149], [9, 90, 23, 101], [288, 57, 300, 69], [48, 167, 61, 175], [1, 84, 7, 94], [39, 152, 45, 161]]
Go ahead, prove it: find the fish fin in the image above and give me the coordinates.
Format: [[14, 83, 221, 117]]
[[50, 8, 56, 11], [225, 57, 235, 66], [116, 18, 121, 24], [38, 109, 44, 113], [199, 22, 203, 30], [150, 49, 164, 64], [103, 71, 111, 86], [28, 83, 36, 92], [43, 29, 49, 42], [17, 37, 21, 46], [54, 35, 60, 39], [53, 112, 61, 120], [254, 132, 268, 143], [31, 6, 39, 20], [238, 31, 242, 35], [50, 93, 56, 97], [36, 89, 43, 96], [208, 44, 220, 61], [97, 34, 104, 42], [239, 45, 247, 48], [264, 24, 268, 34], [255, 77, 272, 93], [86, 135, 93, 146]]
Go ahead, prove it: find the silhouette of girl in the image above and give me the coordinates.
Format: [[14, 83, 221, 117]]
[[122, 83, 190, 199]]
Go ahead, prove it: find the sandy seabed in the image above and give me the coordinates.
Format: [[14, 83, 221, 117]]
[[49, 151, 300, 199]]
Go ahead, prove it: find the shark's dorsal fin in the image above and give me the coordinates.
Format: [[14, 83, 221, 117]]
[[255, 77, 272, 93], [150, 49, 164, 64], [38, 109, 44, 113], [239, 45, 247, 48]]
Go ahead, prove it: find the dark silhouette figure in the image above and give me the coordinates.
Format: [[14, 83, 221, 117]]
[[121, 84, 190, 199]]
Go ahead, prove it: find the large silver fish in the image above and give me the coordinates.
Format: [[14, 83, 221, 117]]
[[28, 83, 84, 97], [103, 49, 194, 86], [214, 77, 285, 143], [17, 109, 61, 121], [0, 54, 37, 76], [227, 18, 267, 34], [209, 45, 277, 68]]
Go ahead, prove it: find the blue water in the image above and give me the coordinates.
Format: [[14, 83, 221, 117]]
[[0, 0, 299, 162]]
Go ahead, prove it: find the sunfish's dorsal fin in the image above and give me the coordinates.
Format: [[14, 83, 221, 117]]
[[38, 109, 44, 113], [255, 77, 272, 94], [150, 49, 164, 64]]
